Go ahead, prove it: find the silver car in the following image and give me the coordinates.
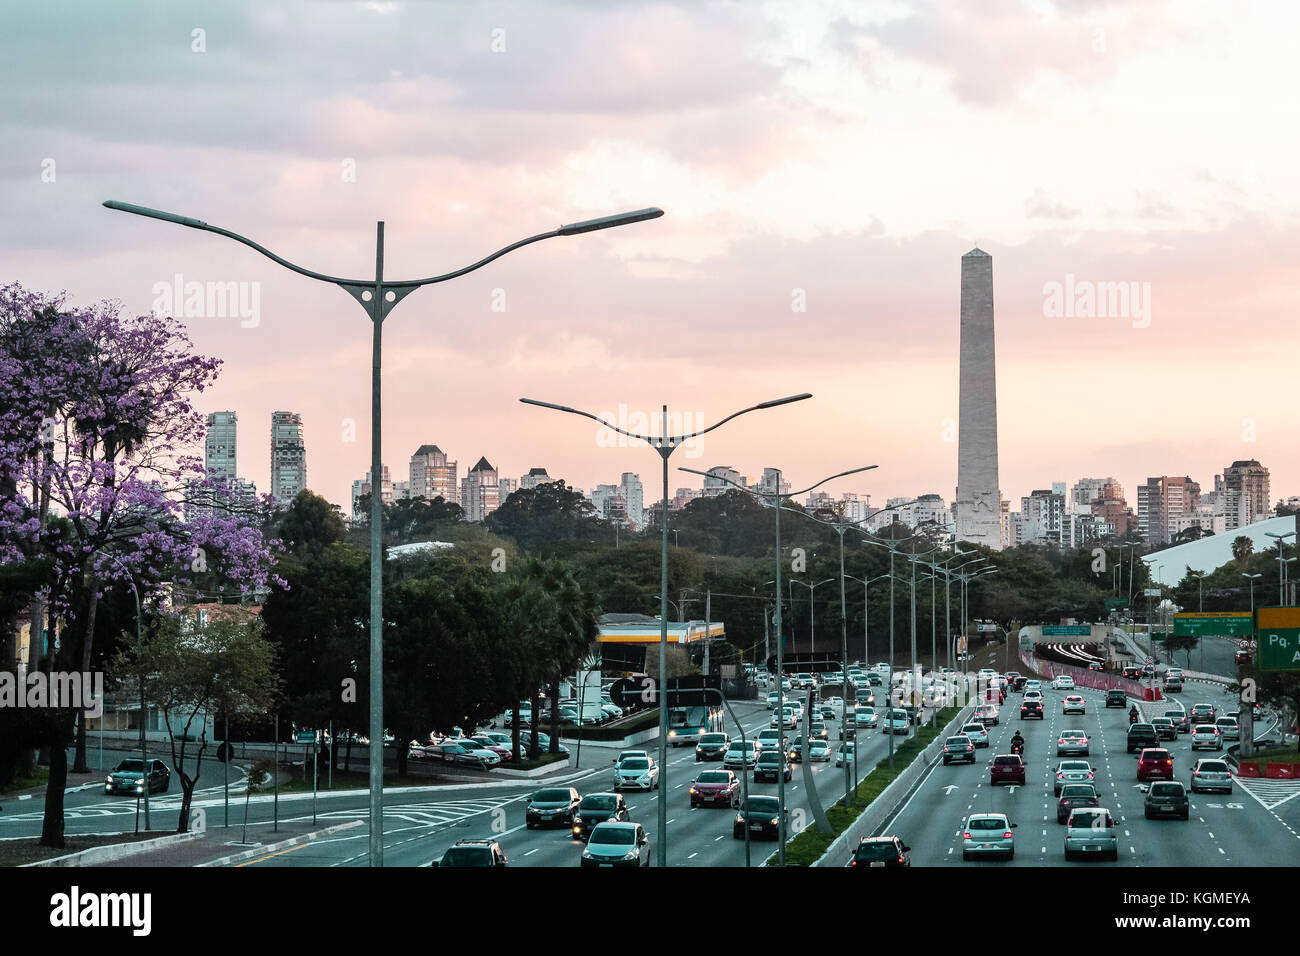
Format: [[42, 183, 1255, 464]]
[[962, 813, 1017, 860], [1190, 758, 1233, 793], [1063, 807, 1118, 861], [1191, 724, 1223, 751], [1054, 760, 1096, 795], [1214, 716, 1239, 741], [1056, 729, 1090, 756], [723, 739, 759, 770], [961, 722, 990, 747]]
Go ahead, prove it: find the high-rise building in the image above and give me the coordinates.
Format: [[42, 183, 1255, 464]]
[[270, 411, 306, 505], [1222, 460, 1271, 525], [520, 467, 552, 490], [954, 248, 1003, 550], [591, 484, 627, 525], [1071, 477, 1119, 513], [205, 411, 238, 484], [461, 457, 500, 522], [703, 466, 744, 496], [351, 465, 392, 520], [1020, 489, 1066, 545], [757, 467, 791, 498], [1138, 476, 1201, 546], [620, 473, 644, 531], [409, 444, 458, 503], [498, 477, 517, 501]]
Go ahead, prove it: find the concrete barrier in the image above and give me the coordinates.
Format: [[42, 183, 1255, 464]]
[[23, 830, 202, 867], [810, 705, 975, 867]]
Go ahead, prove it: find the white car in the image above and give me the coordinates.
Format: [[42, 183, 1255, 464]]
[[755, 729, 784, 751], [723, 739, 759, 769], [884, 709, 910, 734], [835, 741, 857, 767], [854, 706, 878, 729], [960, 722, 990, 747], [1023, 690, 1044, 705], [1191, 724, 1223, 751], [1051, 676, 1075, 690], [766, 691, 781, 708], [1062, 694, 1086, 715], [1023, 680, 1042, 695], [613, 756, 659, 791], [771, 708, 797, 730], [824, 696, 845, 714]]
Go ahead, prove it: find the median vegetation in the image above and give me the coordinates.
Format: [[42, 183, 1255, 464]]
[[771, 705, 961, 867]]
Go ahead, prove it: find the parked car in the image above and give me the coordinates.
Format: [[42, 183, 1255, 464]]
[[962, 813, 1017, 860], [849, 835, 911, 868], [424, 741, 498, 770], [1056, 783, 1099, 824], [526, 787, 582, 829], [990, 753, 1026, 786], [1063, 808, 1118, 861], [689, 770, 742, 808], [1143, 781, 1190, 820], [580, 821, 649, 867], [571, 792, 630, 841], [1136, 748, 1174, 782], [942, 735, 977, 765], [431, 839, 508, 867], [1190, 758, 1234, 793], [105, 758, 170, 796]]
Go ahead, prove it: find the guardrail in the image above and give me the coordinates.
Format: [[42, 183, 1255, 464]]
[[1018, 648, 1158, 699]]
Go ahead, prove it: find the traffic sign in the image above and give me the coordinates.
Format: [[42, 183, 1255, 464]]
[[1105, 598, 1129, 611], [1042, 625, 1091, 637], [1143, 589, 1161, 598], [1173, 612, 1253, 637], [296, 730, 318, 744], [977, 623, 997, 633], [765, 653, 842, 674], [955, 637, 968, 654], [1257, 607, 1300, 672]]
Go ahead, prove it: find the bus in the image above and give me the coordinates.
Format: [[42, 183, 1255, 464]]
[[667, 703, 724, 746]]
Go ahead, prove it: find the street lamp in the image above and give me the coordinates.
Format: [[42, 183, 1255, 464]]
[[107, 198, 662, 867], [788, 577, 836, 653], [680, 463, 877, 865], [106, 555, 148, 833], [1188, 570, 1205, 671], [527, 394, 811, 868], [1267, 532, 1296, 605], [1243, 573, 1263, 613]]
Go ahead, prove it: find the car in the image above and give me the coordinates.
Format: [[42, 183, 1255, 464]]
[[1019, 700, 1044, 720], [1023, 680, 1042, 694], [695, 732, 730, 762], [808, 720, 829, 741], [581, 821, 650, 867], [849, 835, 911, 868], [770, 708, 797, 730], [467, 736, 514, 761], [793, 673, 816, 689], [1056, 729, 1090, 756], [734, 794, 787, 840], [1235, 649, 1252, 665], [824, 696, 845, 713], [975, 704, 1000, 726], [1122, 665, 1141, 680], [1214, 716, 1239, 741], [867, 673, 884, 686], [689, 769, 741, 808], [723, 739, 759, 769], [1105, 689, 1127, 708], [613, 756, 660, 791], [1164, 709, 1190, 733], [571, 792, 631, 840], [524, 732, 568, 756], [754, 749, 792, 782], [1088, 661, 1104, 671], [902, 703, 923, 725], [1150, 718, 1177, 741], [1144, 781, 1190, 820], [818, 706, 837, 722], [1051, 676, 1075, 690], [504, 705, 532, 727], [960, 722, 990, 747], [1190, 702, 1218, 723], [835, 741, 857, 767], [1062, 695, 1086, 715], [1056, 783, 1099, 823], [1053, 760, 1096, 795], [1137, 748, 1174, 782], [838, 723, 858, 741], [526, 787, 582, 829], [1023, 689, 1044, 705], [1127, 723, 1158, 753], [756, 729, 784, 751], [990, 753, 1026, 786], [788, 738, 830, 762], [1011, 675, 1028, 691], [425, 741, 498, 770], [105, 758, 170, 795], [1063, 808, 1118, 861], [766, 691, 781, 708], [962, 813, 1017, 860], [1189, 758, 1233, 793], [1163, 676, 1183, 693], [613, 749, 650, 765], [431, 839, 508, 867], [884, 708, 911, 735], [1190, 724, 1223, 751], [942, 735, 977, 765], [854, 706, 879, 729]]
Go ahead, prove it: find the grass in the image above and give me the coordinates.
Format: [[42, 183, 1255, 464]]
[[0, 766, 49, 797], [0, 831, 159, 868], [773, 705, 961, 866]]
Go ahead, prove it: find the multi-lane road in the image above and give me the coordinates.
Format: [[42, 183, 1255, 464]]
[[878, 679, 1300, 866]]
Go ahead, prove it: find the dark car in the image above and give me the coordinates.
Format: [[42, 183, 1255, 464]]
[[1056, 783, 1099, 824], [1166, 708, 1191, 733], [990, 753, 1026, 786], [431, 839, 508, 867], [1137, 748, 1174, 782], [754, 749, 792, 782], [525, 787, 581, 829], [1144, 781, 1190, 820], [571, 792, 630, 841], [1105, 689, 1127, 708], [105, 758, 170, 795], [1011, 675, 1028, 691], [1190, 702, 1218, 723], [689, 770, 741, 808], [849, 835, 911, 868], [733, 794, 787, 840], [1122, 666, 1141, 680], [942, 735, 976, 765], [1127, 723, 1158, 753], [1020, 700, 1044, 720], [1150, 718, 1177, 741], [695, 732, 729, 762]]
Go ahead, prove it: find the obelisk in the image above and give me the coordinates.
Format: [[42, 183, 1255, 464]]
[[954, 248, 1003, 550]]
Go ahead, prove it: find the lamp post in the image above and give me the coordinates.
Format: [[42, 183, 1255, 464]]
[[107, 199, 662, 867], [680, 463, 877, 864], [1188, 570, 1204, 671], [104, 554, 149, 833], [859, 529, 924, 768], [1243, 573, 1262, 613], [1267, 532, 1296, 605], [788, 578, 836, 654], [526, 394, 810, 868]]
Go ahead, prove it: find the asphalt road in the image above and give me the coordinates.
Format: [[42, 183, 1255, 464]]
[[877, 679, 1300, 866]]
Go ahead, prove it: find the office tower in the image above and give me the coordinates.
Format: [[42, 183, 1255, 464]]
[[351, 466, 392, 520], [270, 411, 307, 505], [620, 473, 644, 531], [409, 444, 459, 503], [702, 466, 743, 496], [1222, 459, 1271, 525], [205, 411, 238, 485], [461, 457, 500, 522], [520, 467, 552, 490], [954, 248, 1003, 550]]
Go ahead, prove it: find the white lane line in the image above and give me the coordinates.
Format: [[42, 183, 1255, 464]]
[[1218, 847, 1225, 854], [715, 835, 724, 841], [1208, 831, 1215, 838], [666, 819, 676, 825], [523, 848, 539, 857], [688, 852, 698, 859]]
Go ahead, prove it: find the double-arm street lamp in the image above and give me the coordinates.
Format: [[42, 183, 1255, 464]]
[[788, 578, 837, 654], [680, 463, 876, 865], [525, 394, 812, 868], [1243, 572, 1263, 613], [1267, 532, 1296, 605], [107, 198, 662, 867]]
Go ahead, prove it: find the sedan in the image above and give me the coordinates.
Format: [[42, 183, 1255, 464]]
[[1051, 676, 1076, 690], [804, 740, 832, 762], [854, 707, 879, 729], [990, 754, 1026, 786], [1191, 724, 1223, 751], [849, 836, 911, 868], [689, 770, 741, 808], [1063, 808, 1118, 861], [1054, 760, 1096, 795], [1190, 759, 1233, 793], [942, 735, 977, 765], [571, 792, 630, 841], [1214, 716, 1239, 741], [734, 795, 788, 839], [1062, 695, 1086, 715], [1190, 702, 1218, 723], [526, 787, 582, 829], [1020, 700, 1044, 720], [754, 751, 792, 782], [1150, 718, 1177, 742], [695, 732, 729, 762], [1136, 748, 1174, 782], [1056, 783, 1099, 824], [962, 813, 1017, 860], [1056, 730, 1090, 756], [835, 742, 857, 767], [960, 723, 990, 747], [105, 758, 170, 796], [975, 704, 1000, 726], [613, 757, 660, 791], [1143, 781, 1190, 820], [723, 740, 759, 770], [580, 822, 649, 867]]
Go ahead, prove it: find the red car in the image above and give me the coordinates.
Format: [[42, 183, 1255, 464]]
[[1137, 748, 1174, 781], [469, 736, 514, 761], [990, 753, 1026, 786], [689, 769, 741, 808]]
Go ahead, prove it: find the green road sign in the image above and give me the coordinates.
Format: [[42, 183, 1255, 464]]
[[1172, 612, 1253, 637], [1042, 625, 1091, 637], [1257, 607, 1300, 672], [1105, 598, 1129, 611], [297, 730, 318, 744]]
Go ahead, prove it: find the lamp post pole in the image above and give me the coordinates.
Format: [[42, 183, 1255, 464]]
[[107, 199, 662, 867], [1243, 573, 1262, 614], [527, 394, 811, 869], [789, 578, 835, 654]]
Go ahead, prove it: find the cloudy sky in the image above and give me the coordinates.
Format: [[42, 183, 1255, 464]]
[[4, 0, 1299, 514]]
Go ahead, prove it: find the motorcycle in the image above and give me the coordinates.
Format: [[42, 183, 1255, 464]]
[[1010, 739, 1025, 757], [1128, 710, 1139, 725]]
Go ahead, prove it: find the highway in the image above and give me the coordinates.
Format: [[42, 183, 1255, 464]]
[[877, 679, 1300, 866]]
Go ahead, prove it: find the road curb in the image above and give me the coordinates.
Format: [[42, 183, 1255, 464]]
[[21, 830, 203, 867], [197, 819, 365, 867]]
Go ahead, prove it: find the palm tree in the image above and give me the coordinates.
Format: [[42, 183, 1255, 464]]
[[1232, 535, 1254, 564]]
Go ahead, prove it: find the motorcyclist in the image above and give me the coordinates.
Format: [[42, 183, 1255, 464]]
[[1010, 730, 1025, 753], [1129, 704, 1139, 723]]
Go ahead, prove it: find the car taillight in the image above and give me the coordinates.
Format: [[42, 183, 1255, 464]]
[[1057, 772, 1064, 778], [943, 746, 948, 751], [1165, 759, 1172, 765], [1003, 831, 1013, 839], [1058, 739, 1066, 744], [963, 832, 972, 840], [898, 856, 905, 864]]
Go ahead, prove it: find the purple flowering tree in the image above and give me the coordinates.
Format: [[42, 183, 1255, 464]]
[[0, 283, 283, 847]]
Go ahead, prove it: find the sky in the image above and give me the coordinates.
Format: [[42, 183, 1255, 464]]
[[4, 0, 1299, 515]]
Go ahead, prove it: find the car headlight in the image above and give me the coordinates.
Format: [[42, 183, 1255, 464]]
[[581, 849, 593, 859], [770, 817, 779, 825], [106, 775, 114, 783], [624, 850, 640, 860]]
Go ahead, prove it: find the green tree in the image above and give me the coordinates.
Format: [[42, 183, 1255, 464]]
[[1232, 535, 1254, 564], [484, 481, 605, 553]]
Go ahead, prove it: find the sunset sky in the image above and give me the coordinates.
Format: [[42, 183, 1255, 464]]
[[4, 0, 1299, 514]]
